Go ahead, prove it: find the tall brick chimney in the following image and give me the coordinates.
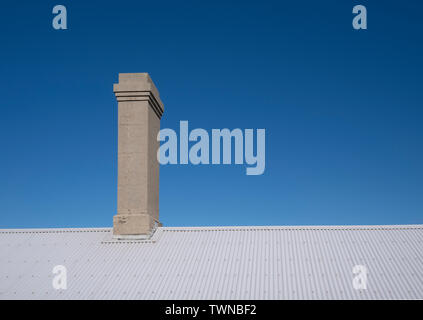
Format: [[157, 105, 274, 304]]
[[113, 73, 164, 238]]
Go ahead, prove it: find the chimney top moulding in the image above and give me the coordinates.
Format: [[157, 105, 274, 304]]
[[113, 73, 164, 119]]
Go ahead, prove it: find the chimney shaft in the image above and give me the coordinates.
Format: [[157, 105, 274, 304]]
[[113, 73, 164, 237]]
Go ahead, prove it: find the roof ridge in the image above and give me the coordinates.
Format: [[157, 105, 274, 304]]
[[162, 226, 423, 232], [1, 224, 422, 234], [0, 228, 111, 234]]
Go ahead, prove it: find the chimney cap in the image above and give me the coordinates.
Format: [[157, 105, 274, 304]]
[[113, 72, 164, 118]]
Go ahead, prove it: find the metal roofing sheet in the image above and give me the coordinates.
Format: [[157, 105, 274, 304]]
[[0, 225, 422, 299]]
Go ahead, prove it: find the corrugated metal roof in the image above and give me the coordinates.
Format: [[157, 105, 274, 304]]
[[0, 225, 422, 300]]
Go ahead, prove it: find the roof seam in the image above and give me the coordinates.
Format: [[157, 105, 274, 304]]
[[101, 241, 156, 244]]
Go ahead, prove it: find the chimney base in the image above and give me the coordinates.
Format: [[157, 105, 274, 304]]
[[113, 213, 159, 236]]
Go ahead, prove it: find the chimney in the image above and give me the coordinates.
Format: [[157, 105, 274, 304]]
[[113, 73, 164, 237]]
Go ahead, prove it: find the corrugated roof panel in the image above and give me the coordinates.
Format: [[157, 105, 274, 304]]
[[0, 225, 422, 299]]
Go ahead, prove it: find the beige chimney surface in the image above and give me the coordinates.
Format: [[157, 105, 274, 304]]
[[113, 73, 164, 237]]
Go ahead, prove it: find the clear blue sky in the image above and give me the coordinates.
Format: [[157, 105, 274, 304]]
[[0, 0, 422, 228]]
